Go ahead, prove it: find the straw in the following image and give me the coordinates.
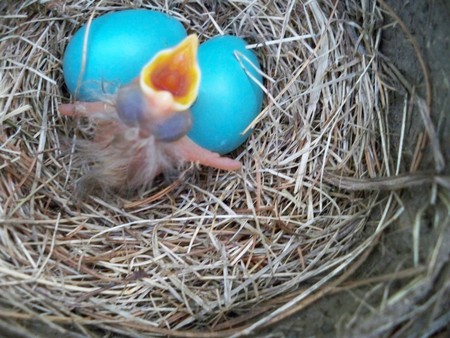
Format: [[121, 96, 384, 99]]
[[0, 0, 447, 337]]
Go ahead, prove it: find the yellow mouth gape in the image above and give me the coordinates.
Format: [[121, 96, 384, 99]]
[[140, 34, 201, 113]]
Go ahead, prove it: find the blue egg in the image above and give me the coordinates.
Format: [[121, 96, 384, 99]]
[[63, 9, 186, 101], [189, 36, 263, 154]]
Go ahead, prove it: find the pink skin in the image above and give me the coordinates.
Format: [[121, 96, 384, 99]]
[[58, 102, 242, 171]]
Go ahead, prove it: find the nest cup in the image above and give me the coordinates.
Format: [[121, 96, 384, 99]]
[[0, 1, 449, 337]]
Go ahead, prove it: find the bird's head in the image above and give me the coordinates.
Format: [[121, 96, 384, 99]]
[[115, 34, 201, 141], [140, 34, 201, 115]]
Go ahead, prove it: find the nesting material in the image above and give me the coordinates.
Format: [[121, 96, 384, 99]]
[[0, 1, 447, 337]]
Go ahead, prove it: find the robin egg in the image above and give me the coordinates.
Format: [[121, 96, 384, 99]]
[[189, 36, 264, 154], [62, 9, 186, 101]]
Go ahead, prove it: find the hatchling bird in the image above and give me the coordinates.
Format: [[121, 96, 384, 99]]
[[59, 35, 241, 195]]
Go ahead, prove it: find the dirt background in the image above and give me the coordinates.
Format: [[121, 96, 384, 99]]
[[0, 0, 448, 337]]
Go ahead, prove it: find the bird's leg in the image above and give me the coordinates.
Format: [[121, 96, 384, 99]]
[[169, 137, 242, 171]]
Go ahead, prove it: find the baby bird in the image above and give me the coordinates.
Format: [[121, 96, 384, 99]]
[[59, 34, 241, 195]]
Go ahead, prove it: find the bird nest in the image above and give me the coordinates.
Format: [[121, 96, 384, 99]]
[[1, 1, 448, 337]]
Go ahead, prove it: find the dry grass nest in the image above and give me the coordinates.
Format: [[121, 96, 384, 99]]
[[0, 1, 449, 337]]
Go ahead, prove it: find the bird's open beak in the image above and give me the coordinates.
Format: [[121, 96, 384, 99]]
[[140, 34, 201, 114]]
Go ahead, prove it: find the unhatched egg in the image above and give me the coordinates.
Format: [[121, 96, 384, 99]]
[[189, 36, 264, 154], [63, 9, 186, 101]]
